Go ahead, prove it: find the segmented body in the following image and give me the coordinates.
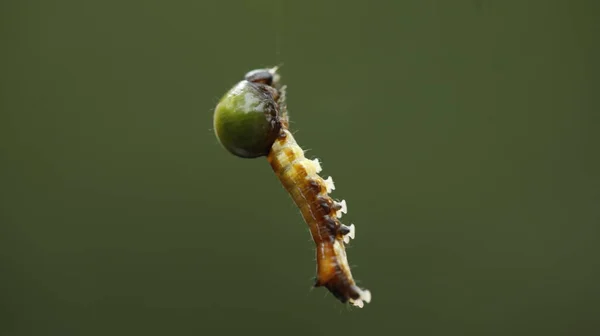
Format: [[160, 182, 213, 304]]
[[268, 128, 371, 307], [215, 67, 371, 307]]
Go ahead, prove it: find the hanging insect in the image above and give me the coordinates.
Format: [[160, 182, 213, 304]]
[[213, 67, 371, 308]]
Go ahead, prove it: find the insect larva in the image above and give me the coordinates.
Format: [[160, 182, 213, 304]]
[[213, 67, 371, 307]]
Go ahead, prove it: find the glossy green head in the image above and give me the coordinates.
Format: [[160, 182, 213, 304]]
[[213, 80, 281, 158]]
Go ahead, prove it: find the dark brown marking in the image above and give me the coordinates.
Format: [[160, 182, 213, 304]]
[[338, 225, 351, 236], [307, 179, 322, 194], [322, 215, 338, 236], [317, 195, 333, 214]]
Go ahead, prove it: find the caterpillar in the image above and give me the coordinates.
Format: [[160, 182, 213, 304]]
[[213, 67, 371, 307]]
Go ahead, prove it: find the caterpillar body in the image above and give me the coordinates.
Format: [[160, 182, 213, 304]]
[[213, 67, 371, 307], [269, 128, 371, 307]]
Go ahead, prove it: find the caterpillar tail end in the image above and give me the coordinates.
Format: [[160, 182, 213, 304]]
[[314, 275, 372, 308], [349, 288, 372, 308]]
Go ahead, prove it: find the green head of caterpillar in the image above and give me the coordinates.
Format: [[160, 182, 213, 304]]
[[213, 68, 282, 158]]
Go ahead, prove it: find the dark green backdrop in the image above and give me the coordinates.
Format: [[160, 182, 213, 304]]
[[2, 1, 599, 335]]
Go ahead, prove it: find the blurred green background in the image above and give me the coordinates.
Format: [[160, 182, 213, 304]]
[[1, 0, 599, 335]]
